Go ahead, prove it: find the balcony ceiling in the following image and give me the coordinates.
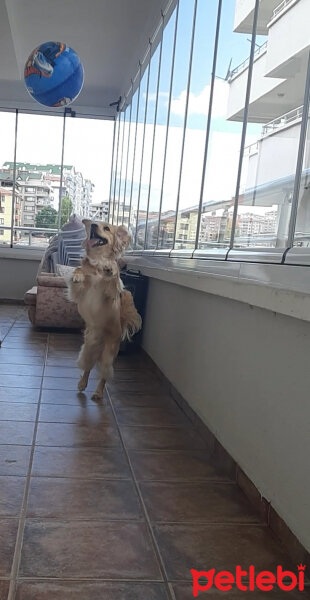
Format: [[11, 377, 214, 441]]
[[0, 0, 168, 117]]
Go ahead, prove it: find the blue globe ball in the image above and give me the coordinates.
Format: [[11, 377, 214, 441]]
[[24, 42, 84, 107]]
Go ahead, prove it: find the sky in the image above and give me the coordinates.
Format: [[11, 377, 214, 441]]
[[0, 0, 272, 221]]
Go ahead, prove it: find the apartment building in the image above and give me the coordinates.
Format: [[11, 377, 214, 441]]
[[228, 0, 310, 246], [0, 171, 22, 243], [90, 201, 109, 220], [3, 162, 94, 218]]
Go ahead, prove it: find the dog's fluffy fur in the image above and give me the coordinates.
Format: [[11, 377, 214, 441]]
[[69, 220, 142, 399]]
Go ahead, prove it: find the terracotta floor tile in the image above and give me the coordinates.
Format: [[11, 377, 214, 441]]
[[0, 581, 9, 600], [32, 446, 131, 479], [43, 366, 97, 379], [153, 524, 295, 581], [0, 475, 26, 516], [140, 482, 259, 523], [0, 375, 41, 389], [121, 426, 206, 450], [20, 520, 162, 579], [42, 377, 97, 391], [27, 477, 142, 520], [15, 581, 169, 599], [115, 406, 188, 427], [129, 450, 228, 482], [40, 388, 108, 406], [0, 351, 44, 365], [0, 388, 40, 404], [0, 445, 31, 476], [0, 421, 34, 445], [36, 422, 121, 447], [38, 403, 114, 425], [0, 518, 19, 576], [0, 364, 43, 377], [108, 380, 163, 393], [0, 402, 37, 422], [110, 391, 174, 408]]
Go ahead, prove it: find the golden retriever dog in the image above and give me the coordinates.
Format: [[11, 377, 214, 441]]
[[69, 220, 142, 399]]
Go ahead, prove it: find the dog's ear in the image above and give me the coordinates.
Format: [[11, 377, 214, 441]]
[[82, 219, 91, 239], [113, 225, 131, 255]]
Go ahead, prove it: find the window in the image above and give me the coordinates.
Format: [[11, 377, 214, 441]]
[[0, 230, 4, 236], [129, 60, 150, 242], [294, 81, 310, 247], [145, 8, 178, 248], [63, 115, 113, 222], [174, 0, 219, 250], [231, 1, 305, 250], [136, 41, 162, 248], [0, 218, 4, 224], [15, 112, 64, 247], [158, 0, 198, 249], [111, 111, 125, 224]]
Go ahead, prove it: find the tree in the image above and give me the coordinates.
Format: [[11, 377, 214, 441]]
[[35, 206, 57, 229], [60, 195, 73, 228]]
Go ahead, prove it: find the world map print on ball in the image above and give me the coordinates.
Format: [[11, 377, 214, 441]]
[[24, 41, 84, 108]]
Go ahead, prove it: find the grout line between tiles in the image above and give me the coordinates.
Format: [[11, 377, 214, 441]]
[[7, 331, 50, 600], [106, 385, 174, 600]]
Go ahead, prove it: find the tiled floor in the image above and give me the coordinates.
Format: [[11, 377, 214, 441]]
[[0, 305, 309, 599]]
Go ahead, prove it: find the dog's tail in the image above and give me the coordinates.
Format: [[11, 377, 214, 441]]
[[120, 290, 142, 341]]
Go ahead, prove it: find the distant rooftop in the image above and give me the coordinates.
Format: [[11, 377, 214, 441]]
[[3, 162, 74, 175]]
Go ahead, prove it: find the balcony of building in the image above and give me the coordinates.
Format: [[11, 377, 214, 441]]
[[0, 0, 310, 597], [228, 0, 309, 122]]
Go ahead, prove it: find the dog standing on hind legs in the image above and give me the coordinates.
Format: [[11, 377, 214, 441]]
[[69, 220, 142, 400]]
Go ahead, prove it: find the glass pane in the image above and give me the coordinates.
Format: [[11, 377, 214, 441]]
[[158, 0, 197, 249], [63, 116, 114, 226], [129, 61, 150, 245], [232, 1, 306, 249], [124, 88, 139, 229], [145, 8, 177, 249], [197, 0, 256, 250], [136, 43, 161, 249], [13, 112, 63, 248], [294, 90, 310, 246], [0, 111, 16, 246], [111, 112, 125, 225], [174, 0, 218, 250]]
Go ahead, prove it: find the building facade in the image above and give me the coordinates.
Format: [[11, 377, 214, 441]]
[[3, 162, 94, 219]]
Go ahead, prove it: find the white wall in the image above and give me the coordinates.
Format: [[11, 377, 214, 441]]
[[142, 277, 310, 552], [0, 257, 40, 300]]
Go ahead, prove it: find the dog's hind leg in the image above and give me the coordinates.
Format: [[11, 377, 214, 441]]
[[77, 330, 101, 391], [92, 334, 120, 400]]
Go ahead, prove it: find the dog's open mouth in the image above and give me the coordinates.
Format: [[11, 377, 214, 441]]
[[88, 230, 108, 248]]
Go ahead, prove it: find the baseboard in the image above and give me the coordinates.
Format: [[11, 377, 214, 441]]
[[141, 348, 310, 566]]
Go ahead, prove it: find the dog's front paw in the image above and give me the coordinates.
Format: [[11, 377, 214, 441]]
[[72, 268, 85, 284]]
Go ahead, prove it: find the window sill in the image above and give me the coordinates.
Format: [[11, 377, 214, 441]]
[[125, 253, 310, 324], [0, 247, 44, 260]]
